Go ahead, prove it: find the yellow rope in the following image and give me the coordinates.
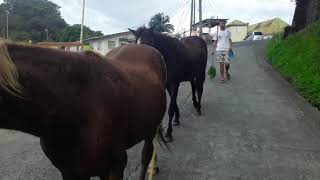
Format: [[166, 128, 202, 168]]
[[148, 143, 158, 180]]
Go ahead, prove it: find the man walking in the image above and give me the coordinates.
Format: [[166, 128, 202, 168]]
[[213, 21, 232, 82]]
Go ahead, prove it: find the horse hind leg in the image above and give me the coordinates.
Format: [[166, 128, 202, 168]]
[[102, 150, 128, 180], [190, 79, 198, 109], [165, 83, 179, 142], [171, 84, 180, 126], [61, 174, 90, 180], [173, 101, 180, 126], [139, 138, 155, 180], [165, 100, 174, 142], [195, 77, 204, 115]]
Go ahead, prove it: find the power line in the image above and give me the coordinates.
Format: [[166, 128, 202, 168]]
[[175, 0, 191, 32], [205, 0, 219, 13], [128, 0, 191, 30]]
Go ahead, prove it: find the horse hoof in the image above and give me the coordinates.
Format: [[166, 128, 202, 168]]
[[193, 102, 198, 108], [155, 167, 160, 174], [197, 109, 202, 115], [173, 121, 180, 126], [164, 135, 173, 143]]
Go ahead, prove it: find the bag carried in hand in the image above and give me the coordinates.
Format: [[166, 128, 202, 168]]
[[207, 65, 216, 79], [229, 49, 235, 60]]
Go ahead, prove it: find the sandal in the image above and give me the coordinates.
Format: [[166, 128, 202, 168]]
[[220, 79, 225, 83]]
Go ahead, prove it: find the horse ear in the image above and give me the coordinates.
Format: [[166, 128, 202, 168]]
[[128, 28, 137, 36]]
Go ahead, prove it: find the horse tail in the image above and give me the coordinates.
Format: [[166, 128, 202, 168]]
[[0, 41, 22, 97]]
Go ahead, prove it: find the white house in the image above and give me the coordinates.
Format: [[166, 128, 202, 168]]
[[84, 31, 135, 55], [226, 20, 249, 42], [37, 42, 83, 52]]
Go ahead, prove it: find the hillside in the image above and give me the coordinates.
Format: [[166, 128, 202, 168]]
[[266, 21, 320, 109], [248, 18, 289, 35]]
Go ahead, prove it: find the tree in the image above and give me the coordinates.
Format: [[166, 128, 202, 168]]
[[148, 13, 174, 33], [60, 24, 103, 42], [0, 0, 67, 42], [174, 33, 182, 39]]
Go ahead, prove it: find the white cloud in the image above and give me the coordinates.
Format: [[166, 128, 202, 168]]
[[1, 0, 296, 35], [171, 0, 296, 33], [50, 0, 125, 34]]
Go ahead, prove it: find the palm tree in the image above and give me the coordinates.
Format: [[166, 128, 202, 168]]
[[148, 13, 174, 33]]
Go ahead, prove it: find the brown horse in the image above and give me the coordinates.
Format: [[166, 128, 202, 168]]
[[0, 41, 167, 180]]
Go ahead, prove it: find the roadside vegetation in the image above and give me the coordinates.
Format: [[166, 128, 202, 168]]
[[266, 21, 320, 109]]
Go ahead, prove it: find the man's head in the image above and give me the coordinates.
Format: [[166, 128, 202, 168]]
[[219, 21, 226, 30]]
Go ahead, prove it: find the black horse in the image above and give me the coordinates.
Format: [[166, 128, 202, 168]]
[[129, 26, 208, 142]]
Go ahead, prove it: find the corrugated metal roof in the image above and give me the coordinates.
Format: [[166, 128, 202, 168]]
[[227, 20, 248, 27], [37, 42, 83, 47], [84, 31, 133, 42]]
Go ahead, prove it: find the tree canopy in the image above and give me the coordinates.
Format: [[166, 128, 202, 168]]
[[60, 24, 103, 42], [0, 0, 103, 42], [148, 12, 174, 33]]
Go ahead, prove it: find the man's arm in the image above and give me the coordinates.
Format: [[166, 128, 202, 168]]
[[212, 32, 217, 53], [229, 30, 232, 49], [213, 40, 217, 49]]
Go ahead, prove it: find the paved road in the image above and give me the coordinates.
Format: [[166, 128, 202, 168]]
[[1, 41, 320, 180]]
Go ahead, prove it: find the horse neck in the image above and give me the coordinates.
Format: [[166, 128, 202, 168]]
[[154, 35, 188, 66], [0, 44, 60, 137], [0, 91, 43, 137]]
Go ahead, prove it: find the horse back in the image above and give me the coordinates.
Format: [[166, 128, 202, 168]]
[[180, 36, 208, 77], [106, 44, 167, 85], [106, 44, 167, 147]]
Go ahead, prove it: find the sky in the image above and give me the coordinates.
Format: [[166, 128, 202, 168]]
[[1, 0, 296, 35]]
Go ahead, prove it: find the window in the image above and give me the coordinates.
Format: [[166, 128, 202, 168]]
[[97, 41, 102, 51], [253, 32, 263, 35], [108, 40, 116, 50]]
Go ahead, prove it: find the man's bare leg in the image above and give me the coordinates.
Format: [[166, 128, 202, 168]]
[[220, 62, 225, 82]]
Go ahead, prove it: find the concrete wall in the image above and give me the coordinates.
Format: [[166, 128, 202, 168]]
[[227, 26, 248, 42]]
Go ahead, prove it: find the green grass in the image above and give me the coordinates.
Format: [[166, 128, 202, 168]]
[[266, 21, 320, 109]]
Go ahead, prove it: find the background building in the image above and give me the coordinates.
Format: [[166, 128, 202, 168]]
[[84, 31, 135, 55]]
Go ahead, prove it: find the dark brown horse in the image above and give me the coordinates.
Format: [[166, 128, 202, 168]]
[[129, 26, 208, 142], [0, 41, 167, 180]]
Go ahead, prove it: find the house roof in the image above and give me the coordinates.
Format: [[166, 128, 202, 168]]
[[84, 31, 133, 42], [248, 18, 289, 35], [37, 42, 83, 47], [227, 20, 248, 27], [192, 18, 229, 29]]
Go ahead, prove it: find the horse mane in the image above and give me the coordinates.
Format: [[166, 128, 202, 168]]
[[135, 25, 148, 36], [0, 40, 22, 96], [135, 26, 186, 64]]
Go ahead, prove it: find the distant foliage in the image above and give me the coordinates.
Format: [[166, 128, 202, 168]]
[[266, 21, 320, 109], [60, 24, 103, 42], [148, 13, 174, 33], [0, 0, 103, 42]]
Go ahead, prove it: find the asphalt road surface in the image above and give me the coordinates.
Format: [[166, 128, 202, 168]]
[[1, 40, 320, 180]]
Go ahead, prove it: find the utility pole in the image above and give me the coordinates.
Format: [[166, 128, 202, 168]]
[[190, 0, 194, 36], [6, 10, 9, 40], [199, 0, 203, 37], [80, 0, 86, 43], [193, 0, 196, 25], [45, 28, 49, 41]]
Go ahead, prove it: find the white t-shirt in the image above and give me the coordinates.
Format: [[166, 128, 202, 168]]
[[213, 29, 231, 51]]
